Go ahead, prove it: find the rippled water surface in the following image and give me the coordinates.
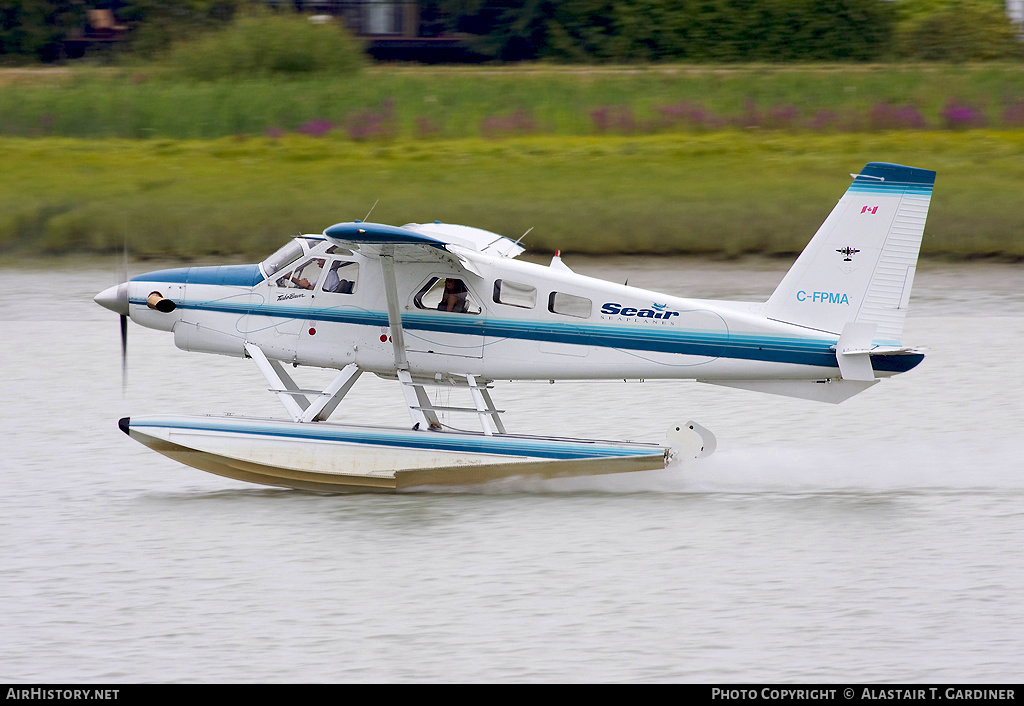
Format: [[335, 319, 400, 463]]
[[2, 259, 1022, 683]]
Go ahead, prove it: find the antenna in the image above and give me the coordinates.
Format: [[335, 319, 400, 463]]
[[513, 227, 533, 246], [363, 199, 379, 223]]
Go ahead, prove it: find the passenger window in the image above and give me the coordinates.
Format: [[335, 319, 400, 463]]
[[415, 277, 481, 314], [276, 258, 325, 290], [549, 292, 592, 318], [493, 280, 537, 309], [320, 260, 359, 294]]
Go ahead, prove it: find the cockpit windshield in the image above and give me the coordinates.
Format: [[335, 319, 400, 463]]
[[260, 238, 320, 278]]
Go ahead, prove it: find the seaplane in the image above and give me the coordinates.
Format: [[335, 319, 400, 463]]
[[95, 162, 934, 492]]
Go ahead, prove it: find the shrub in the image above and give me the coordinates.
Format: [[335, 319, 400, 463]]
[[894, 0, 1024, 61], [160, 9, 365, 80]]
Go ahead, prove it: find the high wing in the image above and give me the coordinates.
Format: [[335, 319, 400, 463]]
[[323, 221, 525, 272]]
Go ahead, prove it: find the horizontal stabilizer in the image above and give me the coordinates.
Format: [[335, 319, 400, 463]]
[[703, 379, 878, 404]]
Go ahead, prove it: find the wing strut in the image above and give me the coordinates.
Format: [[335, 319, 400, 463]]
[[379, 247, 410, 370], [379, 247, 445, 430], [379, 245, 507, 434]]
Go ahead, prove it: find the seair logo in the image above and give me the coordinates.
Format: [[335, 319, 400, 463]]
[[797, 291, 849, 305], [601, 302, 680, 319]]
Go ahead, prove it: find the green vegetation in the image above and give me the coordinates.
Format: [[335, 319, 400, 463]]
[[159, 9, 365, 81], [893, 0, 1024, 62], [452, 0, 899, 62], [3, 63, 1024, 140], [425, 0, 1022, 62], [2, 131, 1022, 261]]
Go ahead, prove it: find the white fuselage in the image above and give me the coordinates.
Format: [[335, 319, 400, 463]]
[[125, 236, 913, 387]]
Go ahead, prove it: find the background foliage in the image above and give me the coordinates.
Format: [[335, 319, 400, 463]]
[[0, 0, 85, 62], [160, 7, 365, 79], [2, 0, 1022, 64]]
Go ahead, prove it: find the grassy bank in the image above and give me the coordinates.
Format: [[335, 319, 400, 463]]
[[3, 63, 1024, 140], [2, 131, 1022, 261]]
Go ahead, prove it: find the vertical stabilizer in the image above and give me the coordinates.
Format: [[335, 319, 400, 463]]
[[765, 163, 935, 344]]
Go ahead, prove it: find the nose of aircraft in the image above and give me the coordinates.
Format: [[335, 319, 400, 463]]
[[94, 282, 129, 316]]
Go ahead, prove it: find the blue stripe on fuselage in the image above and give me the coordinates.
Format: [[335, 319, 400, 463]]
[[145, 297, 855, 370]]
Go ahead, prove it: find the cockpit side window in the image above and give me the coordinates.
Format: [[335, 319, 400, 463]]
[[414, 277, 481, 314], [276, 258, 325, 290], [320, 260, 359, 294]]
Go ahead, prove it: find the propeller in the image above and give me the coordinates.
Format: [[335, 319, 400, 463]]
[[120, 310, 128, 394], [95, 238, 176, 394], [120, 235, 128, 393], [95, 237, 132, 394]]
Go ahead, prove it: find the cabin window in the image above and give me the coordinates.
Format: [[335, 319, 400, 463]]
[[320, 260, 359, 294], [549, 292, 592, 319], [414, 277, 481, 314], [325, 245, 354, 256], [493, 279, 536, 309], [276, 258, 325, 290]]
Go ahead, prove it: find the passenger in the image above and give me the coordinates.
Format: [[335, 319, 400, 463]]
[[439, 278, 469, 313], [323, 262, 354, 294]]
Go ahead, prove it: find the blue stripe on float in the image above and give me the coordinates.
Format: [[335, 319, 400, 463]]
[[133, 417, 661, 460]]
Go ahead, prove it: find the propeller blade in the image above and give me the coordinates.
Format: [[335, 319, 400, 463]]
[[121, 225, 128, 394], [121, 313, 128, 394]]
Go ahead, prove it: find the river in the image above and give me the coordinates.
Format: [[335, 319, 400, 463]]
[[1, 258, 1022, 683]]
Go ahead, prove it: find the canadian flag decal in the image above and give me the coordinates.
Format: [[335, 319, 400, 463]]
[[860, 205, 878, 214]]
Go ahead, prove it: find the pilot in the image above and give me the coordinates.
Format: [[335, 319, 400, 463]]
[[288, 259, 324, 290], [439, 278, 468, 313]]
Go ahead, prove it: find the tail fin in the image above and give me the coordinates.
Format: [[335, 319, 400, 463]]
[[765, 163, 935, 345]]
